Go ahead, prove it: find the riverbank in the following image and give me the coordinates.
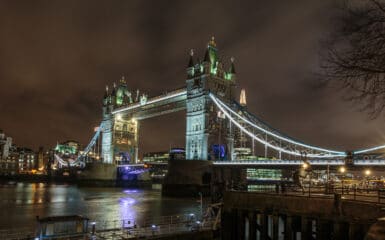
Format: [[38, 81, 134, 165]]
[[0, 174, 154, 188]]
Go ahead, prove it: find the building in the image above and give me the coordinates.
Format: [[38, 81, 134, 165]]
[[0, 130, 17, 175], [16, 147, 36, 173], [143, 151, 169, 163], [143, 148, 186, 163], [0, 129, 12, 159], [54, 140, 80, 155]]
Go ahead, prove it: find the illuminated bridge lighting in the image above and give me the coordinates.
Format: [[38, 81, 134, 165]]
[[353, 145, 385, 154], [209, 94, 343, 158], [211, 93, 345, 156], [112, 89, 187, 115], [211, 93, 385, 158], [213, 159, 345, 166], [354, 160, 385, 165]]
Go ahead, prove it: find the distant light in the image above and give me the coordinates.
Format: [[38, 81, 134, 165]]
[[365, 169, 371, 176], [91, 222, 96, 225], [151, 224, 156, 229], [339, 166, 346, 173], [302, 162, 309, 170], [189, 213, 195, 216]]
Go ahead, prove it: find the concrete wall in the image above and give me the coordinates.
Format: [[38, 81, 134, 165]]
[[222, 191, 384, 239], [162, 159, 212, 197], [80, 162, 117, 180]]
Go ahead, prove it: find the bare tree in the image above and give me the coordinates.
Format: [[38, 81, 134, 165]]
[[322, 0, 385, 118]]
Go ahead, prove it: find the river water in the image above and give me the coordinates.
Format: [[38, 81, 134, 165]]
[[0, 182, 201, 230]]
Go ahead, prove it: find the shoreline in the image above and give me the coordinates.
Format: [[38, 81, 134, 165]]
[[0, 174, 155, 188]]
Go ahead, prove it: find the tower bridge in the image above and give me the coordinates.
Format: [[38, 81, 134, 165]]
[[61, 38, 385, 174]]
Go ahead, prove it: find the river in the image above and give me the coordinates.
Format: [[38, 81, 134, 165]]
[[0, 181, 202, 230]]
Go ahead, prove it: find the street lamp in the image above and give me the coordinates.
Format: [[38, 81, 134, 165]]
[[339, 167, 346, 194], [365, 169, 371, 193], [302, 162, 309, 170], [302, 161, 311, 196]]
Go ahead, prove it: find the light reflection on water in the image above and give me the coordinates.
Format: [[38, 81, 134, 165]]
[[0, 182, 200, 229]]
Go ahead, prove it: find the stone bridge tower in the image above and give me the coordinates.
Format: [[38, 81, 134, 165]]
[[185, 38, 236, 161], [101, 77, 139, 164]]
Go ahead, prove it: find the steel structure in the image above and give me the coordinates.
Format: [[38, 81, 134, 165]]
[[62, 38, 385, 168]]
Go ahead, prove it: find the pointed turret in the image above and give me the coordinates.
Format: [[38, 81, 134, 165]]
[[208, 36, 216, 48], [203, 48, 210, 62], [104, 85, 109, 99], [102, 85, 111, 116], [111, 83, 116, 96], [229, 57, 236, 74], [207, 36, 218, 64], [226, 57, 236, 81], [187, 49, 194, 68], [120, 75, 126, 84], [240, 89, 247, 107], [187, 49, 195, 77]]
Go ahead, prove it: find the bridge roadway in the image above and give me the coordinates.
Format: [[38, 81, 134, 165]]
[[112, 88, 187, 120], [117, 159, 385, 168]]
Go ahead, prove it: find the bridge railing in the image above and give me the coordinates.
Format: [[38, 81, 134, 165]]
[[240, 184, 385, 204]]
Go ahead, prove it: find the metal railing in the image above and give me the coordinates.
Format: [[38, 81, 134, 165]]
[[89, 214, 215, 239], [0, 214, 215, 239], [243, 184, 385, 204], [0, 227, 35, 240]]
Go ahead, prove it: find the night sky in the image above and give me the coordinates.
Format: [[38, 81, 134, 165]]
[[1, 0, 384, 155]]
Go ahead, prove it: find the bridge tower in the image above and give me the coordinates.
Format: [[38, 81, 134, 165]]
[[101, 77, 139, 164], [185, 37, 236, 160]]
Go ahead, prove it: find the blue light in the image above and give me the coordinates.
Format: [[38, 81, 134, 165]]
[[123, 189, 138, 194], [119, 197, 136, 205], [170, 148, 185, 153], [212, 144, 226, 159]]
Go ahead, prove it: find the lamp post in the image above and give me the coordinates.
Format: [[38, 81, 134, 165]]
[[198, 192, 203, 220], [339, 166, 346, 195], [365, 169, 371, 193], [302, 160, 311, 197]]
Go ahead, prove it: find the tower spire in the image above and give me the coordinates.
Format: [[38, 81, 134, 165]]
[[187, 49, 194, 68], [104, 85, 109, 98], [208, 36, 216, 48], [120, 75, 126, 84], [240, 89, 247, 106], [229, 57, 236, 74]]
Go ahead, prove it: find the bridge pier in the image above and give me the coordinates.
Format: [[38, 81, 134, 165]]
[[162, 159, 212, 197], [284, 215, 293, 240], [301, 216, 313, 239], [333, 221, 349, 239], [248, 211, 257, 240], [78, 162, 117, 186], [349, 222, 367, 240]]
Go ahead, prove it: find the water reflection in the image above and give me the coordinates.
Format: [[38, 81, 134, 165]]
[[0, 182, 198, 230]]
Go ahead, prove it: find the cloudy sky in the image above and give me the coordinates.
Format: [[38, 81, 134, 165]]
[[0, 0, 384, 155]]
